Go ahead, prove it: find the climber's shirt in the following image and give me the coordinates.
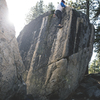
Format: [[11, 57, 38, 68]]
[[56, 2, 66, 12]]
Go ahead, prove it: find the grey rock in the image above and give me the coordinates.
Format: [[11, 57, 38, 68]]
[[94, 89, 100, 98], [86, 86, 97, 98], [67, 73, 100, 100], [86, 86, 100, 98], [80, 83, 90, 88], [85, 84, 100, 98], [18, 7, 94, 100], [0, 0, 26, 100]]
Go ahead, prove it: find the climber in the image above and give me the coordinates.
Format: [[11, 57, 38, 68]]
[[55, 0, 66, 28]]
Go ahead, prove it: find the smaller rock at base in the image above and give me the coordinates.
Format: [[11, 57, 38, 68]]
[[94, 89, 100, 98]]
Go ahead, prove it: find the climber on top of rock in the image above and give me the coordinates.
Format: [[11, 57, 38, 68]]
[[55, 0, 66, 28]]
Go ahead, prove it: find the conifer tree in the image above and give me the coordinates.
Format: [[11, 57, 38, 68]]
[[38, 0, 44, 14], [25, 0, 55, 24], [94, 2, 100, 58], [25, 0, 44, 24], [47, 2, 55, 11], [89, 58, 100, 74]]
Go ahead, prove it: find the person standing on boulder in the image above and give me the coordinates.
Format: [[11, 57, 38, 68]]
[[55, 0, 66, 28]]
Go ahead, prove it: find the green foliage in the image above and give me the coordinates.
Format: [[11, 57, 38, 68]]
[[66, 0, 87, 12], [39, 0, 44, 14], [44, 2, 55, 12], [25, 0, 55, 24], [89, 58, 100, 74], [93, 2, 100, 57], [65, 0, 99, 20], [94, 1, 100, 18], [25, 0, 44, 24]]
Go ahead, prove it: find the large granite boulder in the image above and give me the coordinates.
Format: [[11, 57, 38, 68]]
[[0, 0, 26, 100], [18, 7, 94, 100]]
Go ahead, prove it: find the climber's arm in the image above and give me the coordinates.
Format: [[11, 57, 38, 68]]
[[61, 2, 66, 8]]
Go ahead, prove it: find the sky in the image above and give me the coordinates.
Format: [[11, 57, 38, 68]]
[[6, 0, 59, 37], [6, 0, 96, 61], [6, 0, 76, 37]]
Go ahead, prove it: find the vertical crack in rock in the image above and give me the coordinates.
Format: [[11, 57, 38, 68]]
[[30, 16, 48, 69]]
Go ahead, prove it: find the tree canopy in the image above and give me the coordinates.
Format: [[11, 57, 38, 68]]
[[25, 0, 55, 24], [94, 2, 100, 58]]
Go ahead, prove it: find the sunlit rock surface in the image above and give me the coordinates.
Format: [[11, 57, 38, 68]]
[[18, 7, 94, 100], [0, 0, 26, 100]]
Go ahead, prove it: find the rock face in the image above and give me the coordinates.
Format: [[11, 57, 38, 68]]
[[0, 0, 26, 100], [18, 7, 94, 100], [67, 73, 100, 100]]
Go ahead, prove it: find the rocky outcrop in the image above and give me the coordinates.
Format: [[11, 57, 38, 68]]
[[0, 0, 26, 100], [18, 7, 94, 100], [67, 73, 100, 100]]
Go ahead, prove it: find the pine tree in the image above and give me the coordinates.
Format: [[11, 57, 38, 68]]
[[89, 59, 100, 74], [25, 0, 44, 24], [25, 1, 55, 24], [38, 0, 44, 14], [47, 2, 55, 11], [44, 2, 55, 12], [94, 2, 100, 57]]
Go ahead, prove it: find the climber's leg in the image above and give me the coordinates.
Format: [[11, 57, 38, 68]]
[[55, 10, 62, 24], [55, 10, 63, 28]]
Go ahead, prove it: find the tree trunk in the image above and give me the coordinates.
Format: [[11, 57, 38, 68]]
[[86, 0, 89, 19], [85, 65, 88, 75]]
